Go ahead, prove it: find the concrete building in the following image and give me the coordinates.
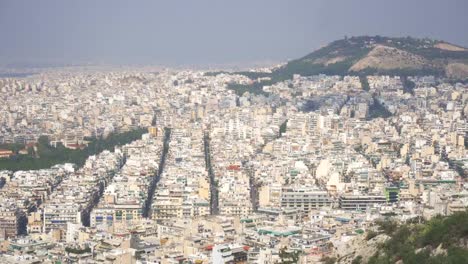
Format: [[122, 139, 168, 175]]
[[338, 195, 386, 211], [280, 187, 332, 212]]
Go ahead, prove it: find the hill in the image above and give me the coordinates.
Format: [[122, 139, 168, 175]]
[[219, 36, 468, 95], [281, 36, 468, 78]]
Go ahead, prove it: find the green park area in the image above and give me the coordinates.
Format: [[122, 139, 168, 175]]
[[0, 128, 146, 171]]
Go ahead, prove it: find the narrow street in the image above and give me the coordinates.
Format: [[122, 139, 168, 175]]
[[204, 132, 219, 215], [143, 128, 171, 218]]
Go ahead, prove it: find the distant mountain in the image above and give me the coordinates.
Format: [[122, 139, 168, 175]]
[[272, 36, 468, 80]]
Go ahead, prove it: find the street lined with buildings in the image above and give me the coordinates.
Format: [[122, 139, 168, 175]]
[[0, 69, 466, 263]]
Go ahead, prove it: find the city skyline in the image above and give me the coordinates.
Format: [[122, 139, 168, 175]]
[[1, 0, 468, 67]]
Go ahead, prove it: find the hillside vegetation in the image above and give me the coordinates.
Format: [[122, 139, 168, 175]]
[[221, 36, 468, 95], [285, 35, 468, 78], [346, 211, 468, 264]]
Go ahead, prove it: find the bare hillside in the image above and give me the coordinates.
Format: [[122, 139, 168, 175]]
[[350, 45, 427, 72]]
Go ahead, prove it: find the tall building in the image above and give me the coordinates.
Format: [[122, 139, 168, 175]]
[[148, 126, 159, 137], [339, 195, 387, 211], [43, 204, 81, 233], [0, 209, 26, 239], [280, 187, 332, 212]]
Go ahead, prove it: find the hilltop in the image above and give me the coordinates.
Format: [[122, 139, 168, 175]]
[[281, 36, 468, 78], [279, 36, 468, 78], [218, 36, 468, 95]]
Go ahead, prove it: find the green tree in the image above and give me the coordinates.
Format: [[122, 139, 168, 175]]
[[359, 76, 370, 91], [279, 247, 301, 264], [279, 120, 288, 137]]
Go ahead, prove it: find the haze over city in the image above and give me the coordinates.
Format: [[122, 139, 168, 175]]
[[1, 0, 468, 67]]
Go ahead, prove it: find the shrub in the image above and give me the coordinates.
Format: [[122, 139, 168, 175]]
[[352, 255, 363, 264], [366, 230, 379, 240]]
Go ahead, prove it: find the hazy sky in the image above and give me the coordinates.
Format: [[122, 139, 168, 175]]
[[1, 0, 467, 67]]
